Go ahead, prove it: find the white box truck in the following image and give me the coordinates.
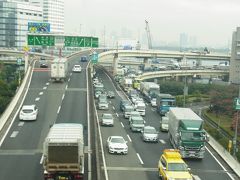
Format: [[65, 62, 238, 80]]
[[43, 123, 84, 180], [50, 58, 68, 82]]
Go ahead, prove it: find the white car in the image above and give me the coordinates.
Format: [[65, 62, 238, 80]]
[[107, 136, 128, 154], [19, 105, 38, 121], [151, 98, 157, 107], [72, 65, 82, 72], [101, 113, 114, 126]]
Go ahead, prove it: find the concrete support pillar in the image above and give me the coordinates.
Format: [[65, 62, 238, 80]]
[[143, 57, 150, 69], [112, 53, 118, 76]]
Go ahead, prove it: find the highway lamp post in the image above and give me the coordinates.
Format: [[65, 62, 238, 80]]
[[233, 86, 240, 157]]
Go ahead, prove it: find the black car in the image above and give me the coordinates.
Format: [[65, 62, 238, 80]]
[[107, 91, 115, 98], [40, 63, 48, 68]]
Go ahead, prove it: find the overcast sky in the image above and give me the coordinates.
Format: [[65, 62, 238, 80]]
[[64, 0, 240, 47]]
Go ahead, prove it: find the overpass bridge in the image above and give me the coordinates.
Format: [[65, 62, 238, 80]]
[[98, 49, 230, 65], [135, 69, 229, 81]]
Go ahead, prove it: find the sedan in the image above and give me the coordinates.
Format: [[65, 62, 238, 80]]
[[101, 113, 114, 126], [19, 105, 38, 121], [106, 136, 128, 154], [72, 64, 82, 72], [107, 91, 115, 98], [40, 63, 48, 68]]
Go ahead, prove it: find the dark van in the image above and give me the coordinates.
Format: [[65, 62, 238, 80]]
[[80, 56, 87, 62]]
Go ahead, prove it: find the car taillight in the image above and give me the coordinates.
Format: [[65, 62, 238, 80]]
[[44, 173, 53, 179], [74, 174, 83, 179]]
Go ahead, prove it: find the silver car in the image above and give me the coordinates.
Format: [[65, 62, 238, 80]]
[[141, 126, 159, 143], [101, 113, 114, 126]]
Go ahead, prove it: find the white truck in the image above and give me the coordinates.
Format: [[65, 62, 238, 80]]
[[50, 58, 68, 82], [43, 123, 85, 180], [168, 107, 207, 159], [134, 101, 146, 116], [140, 82, 160, 102], [120, 77, 133, 92]]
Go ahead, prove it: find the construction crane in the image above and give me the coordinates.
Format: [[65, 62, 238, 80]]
[[145, 20, 152, 49]]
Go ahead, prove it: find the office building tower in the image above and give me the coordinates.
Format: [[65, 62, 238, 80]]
[[43, 0, 64, 34], [0, 0, 42, 48], [180, 33, 188, 50], [230, 27, 240, 84]]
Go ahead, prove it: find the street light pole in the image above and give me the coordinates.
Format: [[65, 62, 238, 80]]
[[233, 85, 240, 157]]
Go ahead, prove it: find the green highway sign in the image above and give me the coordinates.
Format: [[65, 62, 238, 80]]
[[28, 35, 55, 46], [17, 58, 22, 65], [234, 98, 240, 110], [27, 34, 99, 47], [91, 52, 98, 64], [64, 36, 98, 47]]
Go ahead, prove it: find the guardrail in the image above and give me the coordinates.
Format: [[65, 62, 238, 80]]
[[0, 60, 34, 142]]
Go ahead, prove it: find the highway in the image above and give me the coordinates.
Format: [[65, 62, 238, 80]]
[[0, 55, 90, 180], [94, 67, 238, 180]]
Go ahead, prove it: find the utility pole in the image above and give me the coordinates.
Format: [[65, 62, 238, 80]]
[[233, 86, 240, 157]]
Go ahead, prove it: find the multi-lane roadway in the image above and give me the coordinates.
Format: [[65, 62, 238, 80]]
[[0, 55, 90, 180], [94, 67, 238, 180], [0, 52, 238, 180]]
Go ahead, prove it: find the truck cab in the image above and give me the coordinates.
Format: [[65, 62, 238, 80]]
[[129, 116, 145, 132], [158, 149, 193, 180], [123, 105, 135, 118], [134, 102, 146, 116]]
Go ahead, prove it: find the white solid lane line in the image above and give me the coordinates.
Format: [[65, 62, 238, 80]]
[[136, 153, 144, 165], [62, 94, 65, 100], [18, 122, 24, 126], [35, 97, 40, 101], [121, 122, 124, 128], [206, 147, 235, 180], [39, 92, 43, 95], [57, 106, 61, 114], [10, 131, 19, 138], [127, 134, 132, 142]]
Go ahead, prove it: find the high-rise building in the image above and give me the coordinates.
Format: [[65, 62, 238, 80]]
[[0, 0, 42, 48], [230, 27, 240, 84], [43, 0, 64, 34], [179, 33, 188, 50]]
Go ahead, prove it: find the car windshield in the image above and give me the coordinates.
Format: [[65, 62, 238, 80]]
[[144, 128, 157, 134], [162, 118, 168, 124], [168, 163, 188, 171], [125, 107, 134, 112], [22, 109, 33, 113], [136, 105, 145, 110], [132, 120, 143, 124], [111, 137, 125, 143], [181, 132, 204, 141], [74, 65, 80, 68], [103, 114, 112, 119]]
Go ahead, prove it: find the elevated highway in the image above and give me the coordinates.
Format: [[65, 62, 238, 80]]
[[136, 69, 229, 81], [99, 49, 230, 63]]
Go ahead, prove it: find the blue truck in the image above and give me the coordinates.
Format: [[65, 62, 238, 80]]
[[156, 93, 175, 116]]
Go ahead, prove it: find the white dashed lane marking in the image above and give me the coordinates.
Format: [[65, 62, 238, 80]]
[[127, 134, 132, 142], [46, 82, 49, 86], [39, 92, 43, 95], [18, 122, 24, 126], [136, 153, 144, 164], [43, 87, 47, 90], [35, 97, 40, 101], [159, 139, 166, 144], [10, 131, 19, 138], [121, 122, 124, 128]]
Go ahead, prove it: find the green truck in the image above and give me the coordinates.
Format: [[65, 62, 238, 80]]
[[168, 107, 208, 159]]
